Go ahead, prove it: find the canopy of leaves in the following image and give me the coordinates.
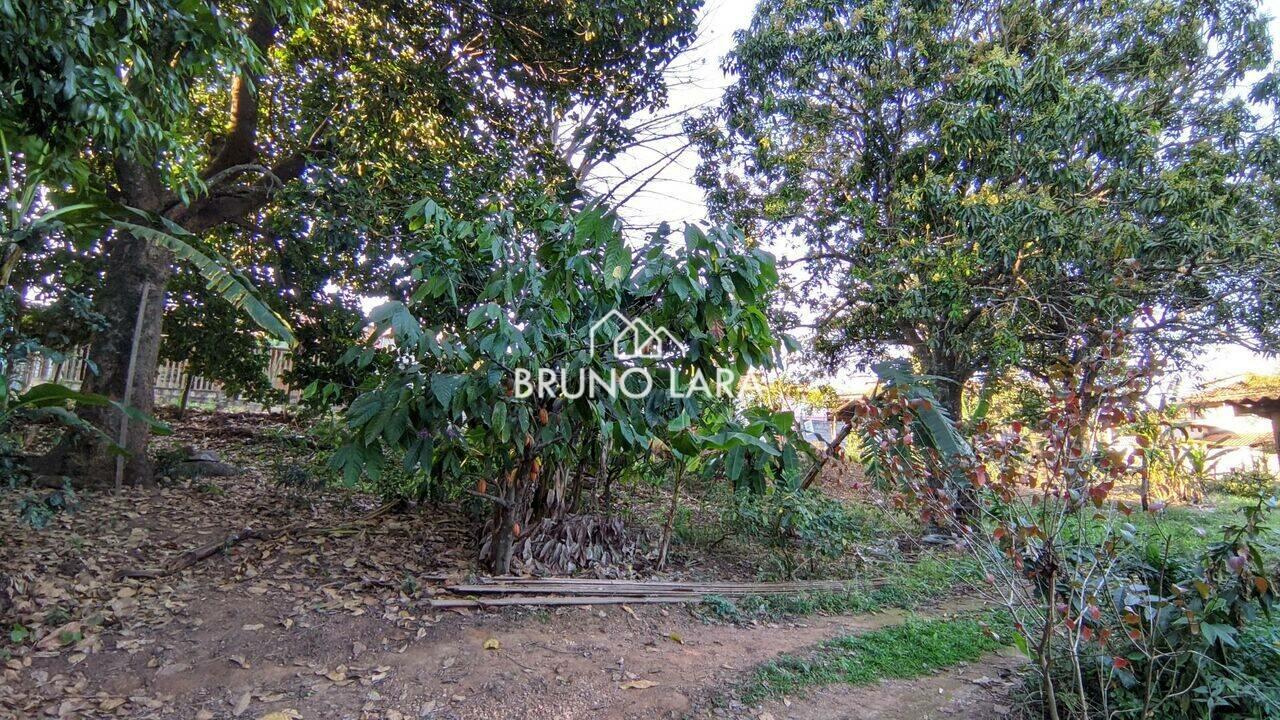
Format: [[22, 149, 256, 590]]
[[695, 0, 1280, 405], [4, 0, 704, 398], [334, 194, 785, 494]]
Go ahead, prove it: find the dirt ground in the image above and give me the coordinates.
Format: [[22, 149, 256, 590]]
[[753, 651, 1026, 720], [2, 413, 1018, 719]]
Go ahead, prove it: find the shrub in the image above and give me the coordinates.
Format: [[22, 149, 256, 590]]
[[727, 490, 883, 578], [853, 343, 1280, 719], [1212, 466, 1279, 498]]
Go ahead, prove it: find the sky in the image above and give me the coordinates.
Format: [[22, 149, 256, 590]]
[[590, 0, 1280, 397]]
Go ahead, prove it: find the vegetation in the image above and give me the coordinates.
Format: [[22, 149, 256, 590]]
[[5, 1, 1280, 717], [740, 613, 1008, 703], [850, 344, 1280, 718], [695, 0, 1280, 417], [331, 196, 787, 572], [700, 552, 983, 623], [3, 0, 702, 483], [1214, 466, 1280, 498]]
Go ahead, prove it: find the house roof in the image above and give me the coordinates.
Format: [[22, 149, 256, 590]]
[[1177, 423, 1275, 452], [1185, 374, 1280, 408]]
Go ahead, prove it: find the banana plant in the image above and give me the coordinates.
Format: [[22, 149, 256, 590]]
[[2, 124, 285, 464], [1, 382, 170, 452], [869, 359, 973, 463], [2, 124, 295, 345], [111, 210, 295, 346], [851, 360, 979, 529]]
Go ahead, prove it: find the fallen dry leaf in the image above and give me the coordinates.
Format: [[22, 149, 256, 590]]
[[232, 691, 252, 716], [620, 679, 659, 690]]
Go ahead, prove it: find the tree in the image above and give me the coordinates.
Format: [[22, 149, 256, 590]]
[[695, 0, 1280, 420], [336, 195, 785, 572], [2, 0, 701, 483], [160, 269, 284, 414]]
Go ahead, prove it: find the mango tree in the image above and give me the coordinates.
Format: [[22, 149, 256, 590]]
[[333, 195, 786, 573], [695, 0, 1280, 419]]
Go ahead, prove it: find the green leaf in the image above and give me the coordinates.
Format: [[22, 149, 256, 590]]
[[330, 444, 366, 487], [367, 301, 422, 343], [17, 383, 110, 408], [1200, 622, 1238, 648], [110, 401, 172, 435], [113, 217, 296, 346], [430, 374, 467, 410], [1012, 631, 1030, 658], [604, 236, 631, 288], [491, 401, 509, 441]]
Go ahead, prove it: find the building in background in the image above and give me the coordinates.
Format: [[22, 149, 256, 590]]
[[1183, 374, 1280, 474]]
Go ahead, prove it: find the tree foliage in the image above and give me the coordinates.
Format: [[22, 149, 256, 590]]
[[2, 0, 705, 480], [334, 194, 786, 571], [695, 0, 1280, 416]]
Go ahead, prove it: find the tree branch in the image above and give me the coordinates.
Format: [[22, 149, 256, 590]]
[[203, 10, 277, 180]]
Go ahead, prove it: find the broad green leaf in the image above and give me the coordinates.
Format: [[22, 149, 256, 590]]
[[113, 217, 295, 346]]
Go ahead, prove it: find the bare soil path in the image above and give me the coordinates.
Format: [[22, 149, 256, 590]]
[[9, 582, 1010, 720], [749, 650, 1026, 720], [2, 413, 1019, 719]]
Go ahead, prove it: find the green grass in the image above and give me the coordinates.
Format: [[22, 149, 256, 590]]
[[699, 552, 982, 622], [1063, 492, 1280, 561], [740, 612, 1011, 703]]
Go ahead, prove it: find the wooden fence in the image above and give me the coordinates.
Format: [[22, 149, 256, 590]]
[[14, 346, 296, 408]]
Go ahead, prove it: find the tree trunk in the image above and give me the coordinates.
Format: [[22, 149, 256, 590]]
[[1139, 448, 1150, 511], [488, 446, 536, 574], [179, 371, 195, 418], [916, 362, 979, 530], [1270, 414, 1280, 474], [489, 488, 516, 575], [657, 464, 684, 569], [930, 375, 964, 422], [47, 230, 173, 486], [36, 12, 308, 486]]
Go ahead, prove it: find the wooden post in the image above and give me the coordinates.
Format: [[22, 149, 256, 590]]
[[115, 282, 151, 491], [1270, 412, 1280, 474], [658, 464, 684, 570], [799, 421, 854, 490], [178, 371, 194, 418]]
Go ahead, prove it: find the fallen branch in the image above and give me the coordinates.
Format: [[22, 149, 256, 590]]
[[430, 594, 704, 608], [116, 524, 297, 580]]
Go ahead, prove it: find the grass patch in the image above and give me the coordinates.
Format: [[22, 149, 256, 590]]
[[1064, 493, 1280, 560], [741, 612, 1010, 703], [699, 552, 982, 622]]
